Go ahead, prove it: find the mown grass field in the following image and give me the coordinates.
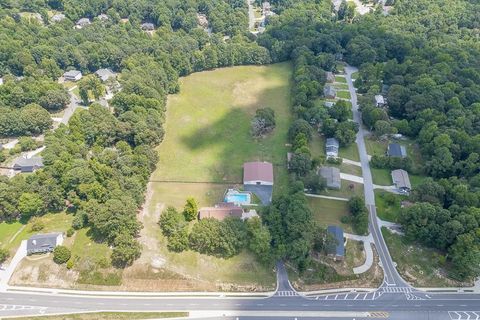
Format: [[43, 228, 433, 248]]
[[308, 197, 352, 233], [337, 91, 351, 100], [152, 63, 292, 205], [4, 212, 72, 254], [339, 143, 360, 162], [142, 63, 294, 290]]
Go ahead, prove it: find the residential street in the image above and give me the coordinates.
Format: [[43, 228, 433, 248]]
[[344, 65, 409, 288]]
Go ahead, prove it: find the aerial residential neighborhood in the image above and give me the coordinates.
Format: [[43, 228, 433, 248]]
[[0, 0, 479, 320]]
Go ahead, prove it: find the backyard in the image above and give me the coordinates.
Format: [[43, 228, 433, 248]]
[[308, 197, 352, 233], [130, 63, 294, 291]]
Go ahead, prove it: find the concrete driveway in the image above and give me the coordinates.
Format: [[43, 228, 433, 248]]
[[0, 240, 26, 290]]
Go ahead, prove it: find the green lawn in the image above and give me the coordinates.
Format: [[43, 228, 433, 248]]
[[375, 190, 408, 222], [351, 71, 359, 80], [310, 133, 326, 159], [71, 228, 111, 264], [333, 83, 349, 90], [153, 63, 292, 201], [308, 197, 352, 233], [338, 162, 362, 176], [144, 64, 293, 290], [382, 228, 468, 287], [0, 221, 23, 249], [337, 91, 351, 100], [14, 312, 188, 320], [334, 76, 347, 83], [318, 180, 364, 199], [365, 138, 387, 156], [5, 212, 73, 255], [339, 143, 360, 162], [335, 63, 346, 73], [371, 168, 392, 186]]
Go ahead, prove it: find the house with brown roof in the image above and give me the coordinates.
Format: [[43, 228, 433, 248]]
[[243, 161, 273, 186], [198, 203, 243, 221], [243, 161, 274, 205]]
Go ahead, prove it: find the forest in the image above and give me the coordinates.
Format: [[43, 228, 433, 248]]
[[0, 0, 479, 280], [0, 0, 269, 267], [257, 0, 480, 280]]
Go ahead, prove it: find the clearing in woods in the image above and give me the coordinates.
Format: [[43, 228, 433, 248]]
[[132, 63, 294, 291]]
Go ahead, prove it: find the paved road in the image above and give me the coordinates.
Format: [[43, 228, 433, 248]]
[[345, 65, 409, 288], [61, 89, 82, 125], [1, 287, 480, 319]]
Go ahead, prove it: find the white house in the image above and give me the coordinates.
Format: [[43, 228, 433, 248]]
[[63, 70, 82, 82], [326, 137, 340, 158], [26, 233, 64, 255]]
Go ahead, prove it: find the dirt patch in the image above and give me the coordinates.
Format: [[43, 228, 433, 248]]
[[10, 258, 78, 288], [293, 245, 383, 291]]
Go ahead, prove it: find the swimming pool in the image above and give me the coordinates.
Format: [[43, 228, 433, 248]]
[[224, 189, 251, 205]]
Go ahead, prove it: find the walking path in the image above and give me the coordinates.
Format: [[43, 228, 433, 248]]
[[340, 173, 364, 184], [344, 233, 374, 275], [304, 193, 349, 202]]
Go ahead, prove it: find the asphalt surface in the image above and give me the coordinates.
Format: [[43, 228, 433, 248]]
[[344, 66, 409, 288], [1, 67, 479, 319]]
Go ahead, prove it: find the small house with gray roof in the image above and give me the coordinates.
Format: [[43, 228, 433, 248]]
[[324, 85, 336, 99], [319, 166, 341, 190], [13, 156, 44, 173], [95, 68, 115, 82], [64, 70, 82, 82], [325, 71, 335, 83], [76, 18, 91, 28], [27, 233, 63, 255]]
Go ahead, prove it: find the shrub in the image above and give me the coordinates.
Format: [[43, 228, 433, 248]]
[[66, 228, 75, 237], [183, 197, 198, 222], [0, 248, 9, 263], [29, 219, 45, 232], [53, 246, 71, 264], [66, 259, 74, 269]]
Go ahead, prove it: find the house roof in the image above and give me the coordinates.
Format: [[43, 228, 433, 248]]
[[387, 143, 407, 158], [243, 161, 273, 183], [77, 18, 90, 25], [51, 13, 65, 22], [375, 95, 385, 104], [327, 225, 344, 257], [14, 156, 43, 168], [97, 14, 109, 21], [326, 138, 339, 149], [95, 68, 115, 81], [64, 70, 81, 78], [27, 233, 61, 252], [319, 166, 341, 189], [392, 169, 411, 190], [324, 85, 336, 97], [325, 71, 335, 82], [141, 22, 155, 30], [198, 203, 243, 220]]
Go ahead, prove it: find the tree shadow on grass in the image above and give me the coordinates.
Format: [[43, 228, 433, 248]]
[[180, 97, 289, 187]]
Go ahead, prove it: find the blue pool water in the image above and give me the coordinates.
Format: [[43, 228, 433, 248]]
[[224, 193, 250, 205]]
